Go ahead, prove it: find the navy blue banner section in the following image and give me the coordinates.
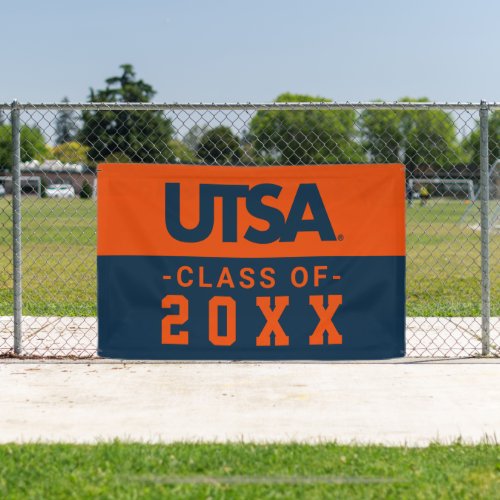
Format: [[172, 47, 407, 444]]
[[98, 256, 405, 360]]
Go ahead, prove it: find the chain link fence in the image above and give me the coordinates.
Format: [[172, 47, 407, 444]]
[[0, 101, 498, 358]]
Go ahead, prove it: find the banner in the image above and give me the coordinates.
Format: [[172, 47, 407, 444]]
[[97, 164, 405, 359]]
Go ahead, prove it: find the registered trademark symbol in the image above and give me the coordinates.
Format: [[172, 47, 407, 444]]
[[337, 234, 344, 241]]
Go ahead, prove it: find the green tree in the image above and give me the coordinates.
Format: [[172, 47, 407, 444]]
[[55, 97, 79, 145], [79, 64, 175, 165], [168, 139, 197, 163], [183, 124, 208, 150], [104, 152, 132, 163], [197, 126, 243, 164], [361, 97, 463, 171], [462, 111, 500, 167], [51, 141, 89, 164], [41, 177, 49, 198], [360, 102, 403, 163], [0, 125, 48, 170], [249, 93, 365, 165], [403, 98, 463, 171], [80, 180, 93, 199]]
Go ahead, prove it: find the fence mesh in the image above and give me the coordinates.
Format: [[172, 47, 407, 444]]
[[0, 102, 498, 357]]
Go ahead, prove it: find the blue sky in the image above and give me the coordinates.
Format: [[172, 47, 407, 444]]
[[1, 0, 499, 103]]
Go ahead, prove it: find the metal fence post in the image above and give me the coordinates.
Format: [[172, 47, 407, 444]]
[[11, 100, 22, 355], [479, 100, 490, 356]]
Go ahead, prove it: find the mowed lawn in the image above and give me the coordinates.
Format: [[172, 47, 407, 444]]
[[0, 196, 498, 317], [0, 443, 498, 499]]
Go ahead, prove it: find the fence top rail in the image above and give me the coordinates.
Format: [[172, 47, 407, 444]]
[[1, 101, 500, 112]]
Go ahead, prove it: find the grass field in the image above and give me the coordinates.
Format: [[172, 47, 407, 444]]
[[0, 442, 498, 498], [0, 196, 498, 317]]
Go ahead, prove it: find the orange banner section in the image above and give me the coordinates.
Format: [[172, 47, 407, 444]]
[[97, 164, 405, 257]]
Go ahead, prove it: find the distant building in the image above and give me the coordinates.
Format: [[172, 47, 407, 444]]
[[21, 160, 87, 174], [12, 160, 95, 195]]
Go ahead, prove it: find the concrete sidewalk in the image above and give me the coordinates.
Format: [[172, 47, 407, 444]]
[[1, 360, 499, 445]]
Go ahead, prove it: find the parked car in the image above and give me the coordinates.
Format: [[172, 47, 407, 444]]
[[45, 184, 75, 199], [0, 184, 5, 197]]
